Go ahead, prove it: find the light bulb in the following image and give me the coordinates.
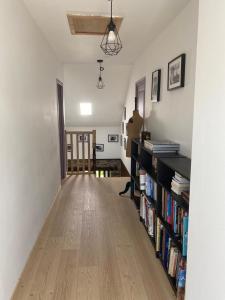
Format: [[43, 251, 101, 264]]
[[97, 77, 104, 89], [108, 30, 116, 42]]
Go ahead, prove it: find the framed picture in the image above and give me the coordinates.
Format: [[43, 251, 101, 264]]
[[78, 133, 89, 143], [123, 107, 126, 120], [108, 134, 119, 142], [120, 135, 122, 146], [168, 54, 186, 90], [96, 144, 104, 152], [151, 69, 161, 102]]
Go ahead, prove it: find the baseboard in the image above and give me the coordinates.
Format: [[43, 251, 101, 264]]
[[11, 183, 62, 299]]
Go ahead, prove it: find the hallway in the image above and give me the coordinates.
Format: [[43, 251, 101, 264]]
[[13, 176, 175, 300]]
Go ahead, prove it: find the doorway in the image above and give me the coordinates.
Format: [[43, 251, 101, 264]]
[[57, 80, 66, 180], [135, 77, 146, 127]]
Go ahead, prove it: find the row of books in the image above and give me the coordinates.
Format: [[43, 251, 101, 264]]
[[161, 188, 189, 257], [146, 174, 157, 201], [171, 172, 190, 195], [140, 194, 156, 237], [144, 140, 180, 153], [138, 169, 158, 201], [156, 218, 187, 292], [140, 195, 187, 298]]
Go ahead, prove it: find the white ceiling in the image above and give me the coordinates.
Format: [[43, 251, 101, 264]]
[[64, 64, 131, 126], [23, 0, 190, 65]]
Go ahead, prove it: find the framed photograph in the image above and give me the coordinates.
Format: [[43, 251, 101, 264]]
[[120, 135, 122, 146], [123, 107, 126, 120], [108, 134, 119, 143], [96, 144, 104, 152], [168, 54, 186, 90], [78, 133, 89, 143], [151, 69, 161, 102]]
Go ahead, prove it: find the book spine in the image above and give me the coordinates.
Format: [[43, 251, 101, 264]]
[[182, 214, 189, 257]]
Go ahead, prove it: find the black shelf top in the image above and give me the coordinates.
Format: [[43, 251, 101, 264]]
[[159, 157, 191, 180]]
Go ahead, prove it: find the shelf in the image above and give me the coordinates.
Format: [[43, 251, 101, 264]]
[[159, 157, 191, 180], [131, 175, 140, 190], [158, 181, 171, 193]]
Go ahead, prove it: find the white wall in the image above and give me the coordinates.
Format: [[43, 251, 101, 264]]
[[0, 1, 62, 299], [66, 127, 121, 159], [186, 1, 225, 299], [64, 64, 131, 127], [121, 0, 198, 173]]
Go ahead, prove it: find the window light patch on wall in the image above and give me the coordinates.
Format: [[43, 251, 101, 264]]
[[80, 103, 92, 116]]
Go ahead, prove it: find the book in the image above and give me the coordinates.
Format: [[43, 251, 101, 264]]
[[182, 214, 189, 257]]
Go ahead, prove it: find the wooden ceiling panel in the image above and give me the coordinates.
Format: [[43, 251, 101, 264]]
[[67, 14, 123, 35]]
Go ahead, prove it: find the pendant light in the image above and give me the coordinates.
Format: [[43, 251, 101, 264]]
[[100, 0, 122, 56], [96, 59, 105, 89]]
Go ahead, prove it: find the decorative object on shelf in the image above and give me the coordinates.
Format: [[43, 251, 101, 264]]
[[108, 134, 119, 142], [168, 54, 186, 90], [151, 69, 161, 102], [126, 110, 143, 157], [123, 106, 126, 120], [100, 0, 122, 56], [96, 59, 105, 89], [95, 144, 104, 152], [78, 133, 89, 142], [141, 131, 151, 143]]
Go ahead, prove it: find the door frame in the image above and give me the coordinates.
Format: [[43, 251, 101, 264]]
[[135, 77, 146, 127], [56, 79, 66, 180]]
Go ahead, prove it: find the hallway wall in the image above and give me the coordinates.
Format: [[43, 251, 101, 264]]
[[0, 1, 62, 299], [121, 0, 198, 173]]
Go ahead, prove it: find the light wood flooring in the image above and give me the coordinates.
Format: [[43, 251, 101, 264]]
[[13, 175, 176, 300]]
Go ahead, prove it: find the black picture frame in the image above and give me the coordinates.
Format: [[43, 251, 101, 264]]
[[151, 69, 161, 102], [168, 54, 186, 90], [78, 133, 89, 143], [108, 134, 119, 142], [96, 144, 104, 152]]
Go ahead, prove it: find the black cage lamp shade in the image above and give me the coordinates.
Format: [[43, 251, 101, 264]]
[[100, 0, 122, 56]]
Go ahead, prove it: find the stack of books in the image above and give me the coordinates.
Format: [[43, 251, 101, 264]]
[[144, 140, 180, 153], [171, 172, 190, 195]]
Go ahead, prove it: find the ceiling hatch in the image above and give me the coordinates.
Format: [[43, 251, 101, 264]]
[[67, 14, 123, 35]]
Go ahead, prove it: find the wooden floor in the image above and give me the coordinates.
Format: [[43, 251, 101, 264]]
[[13, 175, 176, 300]]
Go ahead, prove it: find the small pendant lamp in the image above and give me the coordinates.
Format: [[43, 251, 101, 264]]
[[96, 59, 105, 89]]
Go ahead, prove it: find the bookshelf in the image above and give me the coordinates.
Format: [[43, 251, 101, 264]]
[[130, 139, 191, 297]]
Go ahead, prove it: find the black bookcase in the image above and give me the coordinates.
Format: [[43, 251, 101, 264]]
[[130, 139, 191, 294]]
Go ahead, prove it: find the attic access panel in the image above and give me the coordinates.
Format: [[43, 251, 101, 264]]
[[67, 14, 123, 35]]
